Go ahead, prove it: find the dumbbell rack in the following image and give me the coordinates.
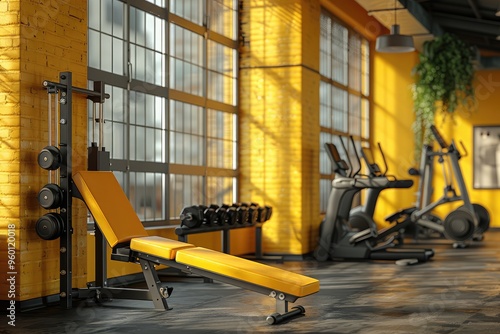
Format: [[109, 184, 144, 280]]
[[39, 72, 108, 309]]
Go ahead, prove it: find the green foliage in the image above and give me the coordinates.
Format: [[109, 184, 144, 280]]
[[412, 33, 475, 160]]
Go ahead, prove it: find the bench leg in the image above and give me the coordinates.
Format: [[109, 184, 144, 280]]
[[139, 259, 171, 310], [267, 302, 306, 325]]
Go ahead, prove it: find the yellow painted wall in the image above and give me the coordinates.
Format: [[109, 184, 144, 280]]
[[371, 52, 421, 226], [0, 0, 88, 301]]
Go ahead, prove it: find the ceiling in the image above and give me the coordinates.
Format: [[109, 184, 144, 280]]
[[355, 0, 500, 67]]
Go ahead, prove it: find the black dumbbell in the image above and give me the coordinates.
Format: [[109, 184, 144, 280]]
[[221, 204, 237, 225], [209, 204, 225, 225], [200, 205, 217, 226], [241, 202, 259, 225], [257, 206, 268, 223], [213, 204, 235, 225], [180, 205, 204, 228], [232, 203, 249, 225], [265, 205, 273, 221]]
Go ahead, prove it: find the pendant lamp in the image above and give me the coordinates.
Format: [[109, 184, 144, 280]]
[[375, 1, 415, 53]]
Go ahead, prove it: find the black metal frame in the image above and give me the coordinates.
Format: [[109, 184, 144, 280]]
[[42, 72, 108, 309]]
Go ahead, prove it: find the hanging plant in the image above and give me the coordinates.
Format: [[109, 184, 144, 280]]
[[412, 33, 475, 161]]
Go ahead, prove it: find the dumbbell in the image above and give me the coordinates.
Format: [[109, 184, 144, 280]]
[[220, 204, 238, 225], [257, 206, 268, 223], [212, 204, 226, 225], [241, 202, 259, 225], [209, 204, 229, 226], [180, 205, 204, 228], [254, 205, 272, 223], [231, 203, 249, 225], [199, 205, 217, 226], [264, 205, 273, 221]]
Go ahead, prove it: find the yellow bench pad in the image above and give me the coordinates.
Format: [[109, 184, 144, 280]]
[[176, 247, 320, 298], [130, 236, 195, 260]]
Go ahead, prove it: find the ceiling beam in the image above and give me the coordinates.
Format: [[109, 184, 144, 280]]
[[466, 0, 482, 19], [433, 12, 500, 36], [399, 0, 444, 36]]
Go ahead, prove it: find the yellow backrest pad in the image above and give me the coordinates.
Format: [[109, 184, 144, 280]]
[[73, 171, 148, 247]]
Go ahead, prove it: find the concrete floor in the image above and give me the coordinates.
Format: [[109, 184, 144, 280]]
[[6, 230, 500, 334]]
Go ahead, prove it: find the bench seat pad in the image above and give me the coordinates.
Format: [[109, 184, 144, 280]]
[[130, 236, 196, 260], [176, 247, 320, 298]]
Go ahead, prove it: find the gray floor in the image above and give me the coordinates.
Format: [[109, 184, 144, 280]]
[[6, 230, 500, 334]]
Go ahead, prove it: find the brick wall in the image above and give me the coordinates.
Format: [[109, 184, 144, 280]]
[[0, 0, 22, 300], [239, 0, 320, 254], [0, 0, 88, 302]]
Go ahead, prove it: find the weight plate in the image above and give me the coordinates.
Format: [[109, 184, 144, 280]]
[[37, 183, 63, 209], [37, 146, 62, 170], [36, 213, 63, 240]]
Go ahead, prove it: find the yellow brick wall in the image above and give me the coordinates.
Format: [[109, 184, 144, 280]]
[[0, 0, 88, 302], [0, 0, 22, 300], [239, 0, 320, 255]]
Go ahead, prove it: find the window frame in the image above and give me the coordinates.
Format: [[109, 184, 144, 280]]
[[87, 0, 239, 228], [319, 9, 371, 213]]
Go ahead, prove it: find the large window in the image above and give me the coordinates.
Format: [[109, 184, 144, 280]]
[[319, 9, 370, 212], [88, 0, 239, 227]]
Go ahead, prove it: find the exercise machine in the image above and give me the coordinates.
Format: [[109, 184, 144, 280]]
[[36, 72, 109, 308], [357, 142, 438, 240], [381, 125, 490, 247], [344, 140, 415, 234], [313, 140, 434, 263]]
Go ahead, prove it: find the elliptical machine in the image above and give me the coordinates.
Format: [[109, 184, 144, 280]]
[[348, 142, 415, 233], [313, 138, 434, 263], [383, 125, 490, 247]]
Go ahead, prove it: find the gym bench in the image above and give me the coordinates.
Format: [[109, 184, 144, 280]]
[[73, 171, 320, 324]]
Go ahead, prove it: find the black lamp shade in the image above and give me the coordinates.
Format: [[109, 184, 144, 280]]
[[376, 24, 415, 53]]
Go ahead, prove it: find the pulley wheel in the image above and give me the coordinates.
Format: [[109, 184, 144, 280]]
[[443, 208, 475, 242]]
